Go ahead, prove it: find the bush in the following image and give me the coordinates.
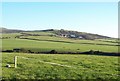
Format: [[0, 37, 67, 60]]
[[13, 48, 22, 52], [49, 50, 57, 54], [3, 50, 13, 52]]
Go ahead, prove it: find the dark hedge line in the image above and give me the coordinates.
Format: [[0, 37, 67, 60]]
[[1, 48, 120, 56]]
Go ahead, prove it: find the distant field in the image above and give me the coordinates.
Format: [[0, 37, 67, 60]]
[[2, 33, 21, 38], [22, 31, 55, 35], [2, 53, 119, 80], [2, 32, 118, 53], [2, 39, 118, 53], [20, 35, 118, 45]]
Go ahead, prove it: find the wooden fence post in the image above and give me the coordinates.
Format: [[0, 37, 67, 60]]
[[14, 56, 17, 68]]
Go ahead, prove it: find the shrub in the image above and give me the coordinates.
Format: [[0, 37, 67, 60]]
[[49, 50, 57, 54], [3, 50, 13, 52]]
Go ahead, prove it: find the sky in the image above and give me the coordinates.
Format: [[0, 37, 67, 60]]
[[1, 0, 119, 2], [1, 2, 118, 38]]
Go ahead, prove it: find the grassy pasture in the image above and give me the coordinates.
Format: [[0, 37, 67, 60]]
[[21, 35, 118, 46], [2, 53, 119, 80], [2, 31, 114, 46], [2, 39, 118, 53], [22, 31, 55, 35], [2, 33, 21, 38], [1, 32, 119, 80]]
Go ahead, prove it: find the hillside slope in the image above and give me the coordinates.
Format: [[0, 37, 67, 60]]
[[0, 27, 24, 33], [1, 28, 112, 40]]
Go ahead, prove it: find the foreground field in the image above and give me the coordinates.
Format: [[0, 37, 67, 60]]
[[2, 53, 119, 80]]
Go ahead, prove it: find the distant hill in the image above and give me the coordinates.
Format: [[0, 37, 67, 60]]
[[0, 27, 24, 33], [52, 29, 111, 40], [1, 27, 112, 40]]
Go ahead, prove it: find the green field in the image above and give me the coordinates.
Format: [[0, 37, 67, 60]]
[[2, 39, 118, 52], [22, 31, 55, 35], [2, 53, 119, 80], [2, 33, 21, 38], [1, 32, 119, 80], [2, 32, 118, 53]]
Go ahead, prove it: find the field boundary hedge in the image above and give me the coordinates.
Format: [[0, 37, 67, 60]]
[[1, 48, 120, 56]]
